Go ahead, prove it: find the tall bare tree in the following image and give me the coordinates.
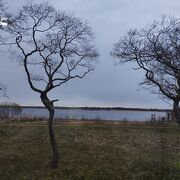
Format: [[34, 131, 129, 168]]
[[111, 16, 180, 124], [7, 2, 98, 167]]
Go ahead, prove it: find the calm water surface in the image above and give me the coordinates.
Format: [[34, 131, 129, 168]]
[[20, 108, 168, 121]]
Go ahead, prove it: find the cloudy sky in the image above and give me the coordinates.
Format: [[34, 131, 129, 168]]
[[0, 0, 180, 108]]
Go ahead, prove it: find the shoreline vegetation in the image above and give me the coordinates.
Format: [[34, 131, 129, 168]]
[[0, 118, 178, 127], [0, 120, 179, 179]]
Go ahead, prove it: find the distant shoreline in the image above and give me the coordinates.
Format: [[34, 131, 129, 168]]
[[0, 105, 171, 112]]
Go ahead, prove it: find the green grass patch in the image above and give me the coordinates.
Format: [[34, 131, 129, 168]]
[[0, 123, 180, 179]]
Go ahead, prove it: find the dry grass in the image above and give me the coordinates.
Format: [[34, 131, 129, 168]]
[[0, 121, 180, 179]]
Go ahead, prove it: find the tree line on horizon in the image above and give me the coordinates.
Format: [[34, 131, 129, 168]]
[[0, 0, 180, 168]]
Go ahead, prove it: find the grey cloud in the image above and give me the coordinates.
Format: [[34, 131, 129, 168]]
[[1, 0, 180, 108]]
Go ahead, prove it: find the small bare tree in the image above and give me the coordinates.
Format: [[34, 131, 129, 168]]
[[111, 16, 180, 124], [7, 2, 98, 167]]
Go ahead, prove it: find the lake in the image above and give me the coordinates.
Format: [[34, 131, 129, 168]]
[[19, 107, 169, 121]]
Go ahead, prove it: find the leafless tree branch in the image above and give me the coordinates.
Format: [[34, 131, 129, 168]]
[[5, 1, 98, 167], [112, 15, 180, 123]]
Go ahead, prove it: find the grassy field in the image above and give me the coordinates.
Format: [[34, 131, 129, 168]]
[[0, 121, 180, 180]]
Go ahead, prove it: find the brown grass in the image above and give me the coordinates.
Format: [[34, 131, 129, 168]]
[[0, 121, 179, 179]]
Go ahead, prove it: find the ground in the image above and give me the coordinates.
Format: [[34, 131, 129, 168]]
[[0, 121, 180, 180]]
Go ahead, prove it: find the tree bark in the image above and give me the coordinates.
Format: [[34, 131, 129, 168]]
[[173, 100, 180, 125], [40, 93, 59, 168]]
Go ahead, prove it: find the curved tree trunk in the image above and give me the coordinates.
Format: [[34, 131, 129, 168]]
[[40, 93, 59, 168], [173, 100, 180, 125]]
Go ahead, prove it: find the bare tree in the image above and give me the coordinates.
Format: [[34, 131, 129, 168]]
[[7, 2, 98, 167], [111, 16, 180, 124]]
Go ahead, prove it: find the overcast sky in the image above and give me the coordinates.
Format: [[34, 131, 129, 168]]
[[1, 0, 180, 108]]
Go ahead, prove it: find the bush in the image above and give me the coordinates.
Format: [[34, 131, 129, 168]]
[[0, 102, 22, 119]]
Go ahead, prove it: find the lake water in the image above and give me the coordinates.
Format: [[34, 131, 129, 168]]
[[20, 107, 168, 121]]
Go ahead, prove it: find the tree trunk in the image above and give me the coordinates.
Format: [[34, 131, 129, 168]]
[[40, 93, 59, 168], [173, 100, 180, 125]]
